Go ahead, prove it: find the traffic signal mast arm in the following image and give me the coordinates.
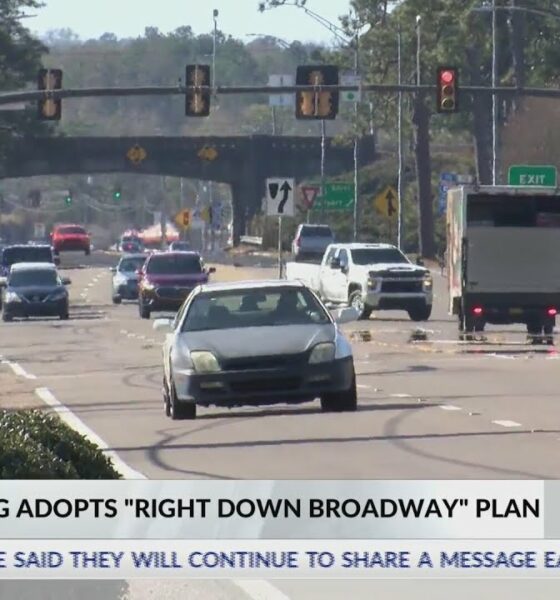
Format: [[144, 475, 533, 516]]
[[6, 83, 560, 106]]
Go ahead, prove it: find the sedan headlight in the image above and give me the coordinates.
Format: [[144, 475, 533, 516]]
[[114, 274, 128, 285], [367, 277, 378, 289], [4, 291, 21, 303], [190, 351, 221, 373], [141, 281, 155, 291], [309, 342, 335, 364], [49, 290, 67, 301]]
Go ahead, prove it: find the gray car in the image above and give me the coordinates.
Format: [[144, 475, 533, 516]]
[[110, 253, 147, 304], [154, 279, 359, 420], [291, 224, 334, 262]]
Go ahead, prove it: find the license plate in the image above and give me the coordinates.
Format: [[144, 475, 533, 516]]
[[509, 308, 523, 315]]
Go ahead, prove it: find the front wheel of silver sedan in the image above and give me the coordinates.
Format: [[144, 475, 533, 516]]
[[320, 370, 358, 413], [169, 378, 196, 420]]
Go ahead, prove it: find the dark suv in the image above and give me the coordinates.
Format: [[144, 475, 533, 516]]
[[137, 252, 215, 319]]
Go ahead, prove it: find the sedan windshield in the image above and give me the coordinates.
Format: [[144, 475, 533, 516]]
[[147, 254, 202, 275], [351, 248, 409, 265], [10, 269, 59, 287], [182, 287, 330, 332], [119, 257, 146, 272], [2, 247, 52, 266]]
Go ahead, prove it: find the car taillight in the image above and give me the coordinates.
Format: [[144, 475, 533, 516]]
[[472, 306, 483, 316], [547, 307, 557, 316]]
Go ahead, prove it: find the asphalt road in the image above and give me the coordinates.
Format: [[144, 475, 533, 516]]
[[2, 251, 559, 599]]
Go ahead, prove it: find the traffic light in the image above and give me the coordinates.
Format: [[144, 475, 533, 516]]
[[113, 185, 122, 201], [436, 66, 458, 113], [38, 68, 63, 120], [185, 64, 211, 117], [64, 190, 72, 206], [296, 65, 339, 120]]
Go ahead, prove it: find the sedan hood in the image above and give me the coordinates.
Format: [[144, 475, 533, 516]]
[[10, 285, 65, 295], [367, 263, 428, 275], [181, 324, 335, 359], [146, 273, 208, 286]]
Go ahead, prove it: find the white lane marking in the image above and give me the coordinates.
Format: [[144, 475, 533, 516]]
[[127, 333, 136, 338], [3, 361, 37, 380], [492, 419, 522, 428], [440, 405, 462, 411], [357, 384, 370, 389], [488, 354, 516, 359], [232, 580, 291, 600], [34, 387, 146, 480], [87, 282, 94, 287], [137, 334, 146, 340], [390, 393, 411, 398], [120, 329, 128, 334]]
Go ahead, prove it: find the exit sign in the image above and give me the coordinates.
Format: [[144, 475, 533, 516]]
[[508, 165, 557, 187]]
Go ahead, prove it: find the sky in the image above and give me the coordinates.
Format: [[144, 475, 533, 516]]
[[26, 0, 354, 45]]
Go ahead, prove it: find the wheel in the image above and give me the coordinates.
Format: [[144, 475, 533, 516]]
[[2, 312, 13, 322], [169, 379, 196, 420], [139, 299, 151, 320], [59, 311, 69, 320], [163, 377, 171, 417], [408, 304, 432, 322], [349, 289, 372, 320], [85, 248, 91, 256], [320, 370, 358, 413], [112, 295, 122, 305]]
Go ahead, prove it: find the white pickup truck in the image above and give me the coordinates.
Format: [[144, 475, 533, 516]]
[[285, 243, 433, 321]]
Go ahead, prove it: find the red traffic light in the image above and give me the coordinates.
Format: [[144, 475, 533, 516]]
[[440, 70, 454, 84], [436, 66, 458, 114]]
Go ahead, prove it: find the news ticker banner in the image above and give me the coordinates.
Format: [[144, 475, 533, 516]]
[[3, 480, 560, 579]]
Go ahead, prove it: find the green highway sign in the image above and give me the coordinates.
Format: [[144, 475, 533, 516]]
[[508, 165, 557, 187], [312, 182, 355, 211]]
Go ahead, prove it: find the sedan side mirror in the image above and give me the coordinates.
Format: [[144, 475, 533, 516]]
[[153, 318, 173, 332], [332, 306, 360, 324], [61, 277, 71, 285], [109, 267, 116, 273], [0, 277, 7, 288]]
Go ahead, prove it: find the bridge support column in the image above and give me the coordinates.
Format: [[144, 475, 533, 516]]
[[231, 182, 248, 246]]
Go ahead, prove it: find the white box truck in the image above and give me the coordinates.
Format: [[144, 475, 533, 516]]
[[446, 185, 560, 342]]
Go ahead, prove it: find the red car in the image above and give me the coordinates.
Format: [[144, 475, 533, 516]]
[[51, 224, 91, 256]]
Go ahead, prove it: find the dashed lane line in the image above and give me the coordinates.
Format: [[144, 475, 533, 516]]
[[439, 405, 462, 411], [492, 419, 522, 428], [389, 393, 411, 398]]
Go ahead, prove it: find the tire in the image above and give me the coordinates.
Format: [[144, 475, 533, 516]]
[[59, 311, 69, 320], [85, 248, 91, 256], [112, 295, 122, 305], [169, 379, 196, 420], [349, 289, 372, 320], [139, 299, 151, 320], [2, 312, 13, 322], [320, 370, 358, 413], [408, 304, 432, 322], [163, 377, 171, 417]]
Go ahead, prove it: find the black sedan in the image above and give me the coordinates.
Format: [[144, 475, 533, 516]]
[[154, 280, 359, 420], [0, 262, 71, 322]]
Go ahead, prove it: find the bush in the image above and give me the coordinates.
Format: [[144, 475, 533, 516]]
[[0, 410, 121, 479]]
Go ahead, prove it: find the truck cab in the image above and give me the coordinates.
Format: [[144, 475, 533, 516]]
[[286, 243, 433, 321]]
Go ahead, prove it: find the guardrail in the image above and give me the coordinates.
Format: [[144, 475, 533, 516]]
[[240, 236, 263, 246]]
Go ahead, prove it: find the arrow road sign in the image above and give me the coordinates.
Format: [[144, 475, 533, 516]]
[[374, 186, 398, 220], [266, 178, 295, 217], [301, 185, 320, 209]]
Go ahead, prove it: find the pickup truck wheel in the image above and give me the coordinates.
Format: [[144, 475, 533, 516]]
[[408, 305, 432, 322], [320, 372, 357, 412], [139, 300, 151, 320], [349, 290, 372, 320], [112, 294, 122, 305]]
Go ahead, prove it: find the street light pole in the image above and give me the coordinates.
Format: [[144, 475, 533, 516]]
[[210, 8, 219, 251], [352, 31, 359, 242], [491, 0, 498, 185]]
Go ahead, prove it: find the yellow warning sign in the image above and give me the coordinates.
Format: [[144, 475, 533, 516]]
[[175, 209, 191, 230], [374, 186, 398, 220]]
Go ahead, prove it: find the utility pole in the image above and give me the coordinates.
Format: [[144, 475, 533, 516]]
[[491, 0, 498, 185], [352, 31, 359, 242], [320, 119, 326, 224], [397, 26, 404, 250]]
